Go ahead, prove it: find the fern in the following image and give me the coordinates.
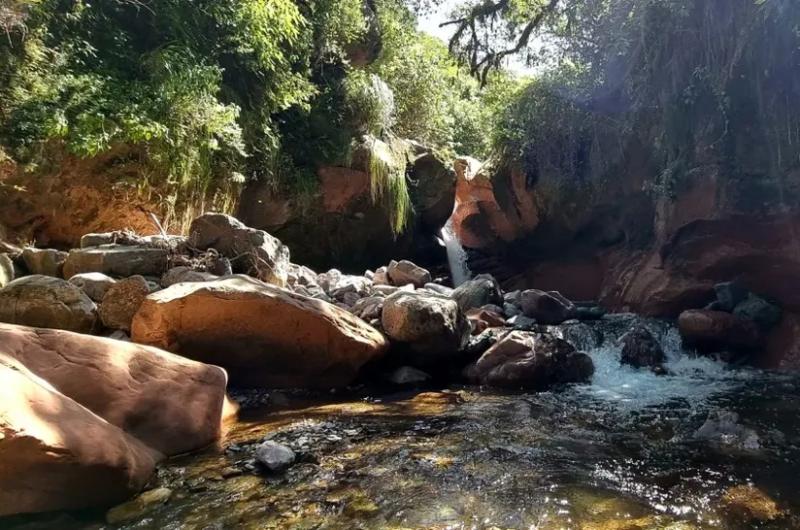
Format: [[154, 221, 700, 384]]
[[365, 136, 411, 236]]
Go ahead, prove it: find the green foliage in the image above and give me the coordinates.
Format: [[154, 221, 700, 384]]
[[343, 71, 396, 136]]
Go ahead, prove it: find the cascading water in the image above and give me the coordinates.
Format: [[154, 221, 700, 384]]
[[440, 220, 472, 287]]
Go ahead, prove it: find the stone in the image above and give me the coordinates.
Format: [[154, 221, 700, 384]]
[[187, 213, 290, 287], [467, 331, 594, 390], [381, 291, 470, 357], [0, 322, 228, 456], [520, 289, 577, 324], [68, 272, 117, 302], [255, 441, 295, 472], [619, 326, 666, 372], [387, 259, 432, 288], [350, 296, 384, 321], [131, 275, 388, 388], [373, 266, 390, 285], [720, 485, 782, 524], [507, 314, 537, 331], [0, 354, 157, 516], [576, 305, 607, 320], [424, 282, 454, 296], [0, 253, 13, 288], [0, 275, 97, 332], [160, 266, 218, 288], [733, 293, 782, 330], [388, 366, 432, 386], [81, 232, 124, 248], [714, 281, 749, 312], [63, 245, 169, 278], [466, 307, 507, 335], [21, 247, 68, 277], [451, 274, 503, 312], [287, 263, 318, 287], [678, 309, 761, 352], [693, 410, 760, 451], [99, 275, 150, 331], [106, 487, 173, 524], [503, 302, 521, 317]]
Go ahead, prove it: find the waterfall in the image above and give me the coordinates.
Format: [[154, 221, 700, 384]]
[[440, 220, 472, 287]]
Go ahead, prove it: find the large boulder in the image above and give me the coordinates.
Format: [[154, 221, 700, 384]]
[[21, 247, 68, 277], [678, 309, 761, 352], [520, 289, 577, 324], [131, 276, 387, 388], [381, 291, 470, 358], [733, 294, 782, 331], [63, 245, 169, 278], [0, 253, 13, 287], [451, 274, 503, 312], [0, 323, 228, 456], [467, 331, 594, 390], [68, 272, 117, 302], [187, 213, 290, 287], [619, 326, 666, 372], [99, 275, 150, 331], [0, 354, 157, 516], [0, 275, 97, 332]]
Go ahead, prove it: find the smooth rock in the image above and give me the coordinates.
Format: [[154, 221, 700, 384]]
[[131, 276, 387, 388], [451, 274, 502, 311], [106, 487, 172, 524], [255, 441, 295, 472], [520, 289, 577, 324], [68, 272, 117, 302], [0, 322, 228, 455], [63, 245, 169, 278], [0, 253, 13, 288], [0, 275, 97, 332], [381, 291, 470, 357], [99, 275, 150, 331], [0, 355, 157, 516], [387, 259, 432, 288], [678, 309, 761, 352], [22, 247, 68, 277]]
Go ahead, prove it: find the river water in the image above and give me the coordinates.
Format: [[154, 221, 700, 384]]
[[6, 316, 800, 529]]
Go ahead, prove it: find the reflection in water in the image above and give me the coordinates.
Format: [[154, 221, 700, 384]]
[[6, 318, 800, 529]]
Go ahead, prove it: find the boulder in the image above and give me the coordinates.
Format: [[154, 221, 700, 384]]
[[255, 441, 295, 472], [0, 253, 13, 288], [0, 354, 157, 516], [0, 323, 228, 456], [714, 281, 749, 312], [187, 213, 290, 287], [451, 274, 503, 312], [733, 294, 782, 331], [0, 275, 97, 332], [131, 276, 388, 388], [465, 307, 506, 335], [387, 259, 432, 288], [467, 331, 594, 390], [350, 296, 385, 321], [678, 309, 761, 352], [68, 272, 117, 302], [520, 289, 577, 324], [373, 266, 390, 285], [160, 266, 218, 288], [63, 245, 169, 278], [99, 275, 151, 331], [619, 326, 666, 372], [381, 291, 470, 357], [21, 247, 68, 277]]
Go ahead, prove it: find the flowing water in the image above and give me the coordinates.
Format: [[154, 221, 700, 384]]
[[440, 221, 472, 287], [6, 316, 800, 530]]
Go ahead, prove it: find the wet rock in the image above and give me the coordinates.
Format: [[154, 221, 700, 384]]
[[63, 245, 169, 278], [0, 354, 157, 516], [387, 259, 431, 288], [99, 275, 150, 331], [255, 441, 296, 472], [466, 307, 506, 335], [381, 291, 470, 357], [619, 326, 666, 373], [503, 302, 521, 317], [424, 282, 454, 296], [0, 275, 97, 333], [464, 328, 507, 357], [520, 289, 577, 324], [507, 314, 537, 331], [451, 274, 503, 312], [720, 485, 782, 524], [68, 272, 116, 302], [733, 293, 782, 331], [106, 487, 172, 524], [161, 266, 218, 288], [693, 410, 760, 451], [188, 213, 290, 287], [467, 331, 594, 390], [132, 275, 388, 388], [0, 322, 228, 456], [678, 309, 760, 352], [388, 366, 432, 386], [22, 247, 68, 277], [575, 305, 607, 321], [714, 281, 749, 312], [0, 253, 13, 288]]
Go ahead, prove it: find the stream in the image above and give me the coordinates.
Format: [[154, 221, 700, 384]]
[[6, 316, 800, 530]]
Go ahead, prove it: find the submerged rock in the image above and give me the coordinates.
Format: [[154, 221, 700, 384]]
[[467, 331, 594, 390], [255, 441, 296, 472], [720, 484, 783, 524], [0, 322, 228, 456], [0, 275, 97, 332], [693, 410, 760, 451], [619, 326, 666, 373], [106, 487, 173, 524], [451, 274, 502, 312], [131, 275, 387, 388], [0, 354, 157, 516], [520, 289, 577, 324]]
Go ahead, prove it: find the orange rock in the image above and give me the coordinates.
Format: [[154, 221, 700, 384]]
[[678, 309, 761, 352], [0, 322, 228, 456], [0, 354, 157, 516], [318, 166, 371, 213], [131, 275, 388, 388]]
